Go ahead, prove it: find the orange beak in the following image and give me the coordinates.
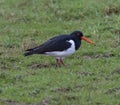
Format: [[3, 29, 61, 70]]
[[81, 36, 96, 46]]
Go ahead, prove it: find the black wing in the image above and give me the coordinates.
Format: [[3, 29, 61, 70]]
[[24, 35, 71, 56]]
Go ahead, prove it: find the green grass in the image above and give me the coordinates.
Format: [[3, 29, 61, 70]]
[[0, 0, 120, 105]]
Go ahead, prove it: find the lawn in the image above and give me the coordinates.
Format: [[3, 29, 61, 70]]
[[0, 0, 120, 105]]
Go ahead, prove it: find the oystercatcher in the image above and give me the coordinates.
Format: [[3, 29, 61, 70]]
[[24, 31, 95, 66]]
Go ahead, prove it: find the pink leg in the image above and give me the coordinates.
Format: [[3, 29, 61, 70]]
[[60, 59, 66, 66], [56, 59, 61, 67]]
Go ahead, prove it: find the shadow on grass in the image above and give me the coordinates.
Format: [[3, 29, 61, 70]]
[[27, 62, 56, 69], [81, 52, 116, 59]]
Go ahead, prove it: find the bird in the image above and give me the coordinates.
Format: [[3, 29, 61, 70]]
[[24, 30, 95, 67]]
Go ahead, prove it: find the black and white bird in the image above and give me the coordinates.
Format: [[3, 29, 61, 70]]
[[24, 31, 95, 66]]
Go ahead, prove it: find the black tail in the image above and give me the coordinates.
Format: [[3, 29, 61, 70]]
[[24, 46, 43, 56], [24, 51, 34, 56]]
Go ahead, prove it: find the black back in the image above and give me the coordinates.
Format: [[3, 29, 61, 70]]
[[24, 31, 83, 56]]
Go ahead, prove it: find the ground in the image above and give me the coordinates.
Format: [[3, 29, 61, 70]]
[[0, 0, 120, 105]]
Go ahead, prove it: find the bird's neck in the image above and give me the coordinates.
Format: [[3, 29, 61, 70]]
[[72, 38, 81, 50]]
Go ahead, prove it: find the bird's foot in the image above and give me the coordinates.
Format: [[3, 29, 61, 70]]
[[56, 59, 67, 67]]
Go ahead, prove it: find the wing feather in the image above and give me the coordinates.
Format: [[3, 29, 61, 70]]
[[24, 35, 72, 55]]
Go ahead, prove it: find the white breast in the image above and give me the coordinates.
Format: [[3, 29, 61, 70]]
[[45, 40, 76, 58]]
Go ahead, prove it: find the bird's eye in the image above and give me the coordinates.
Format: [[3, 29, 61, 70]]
[[77, 32, 80, 36]]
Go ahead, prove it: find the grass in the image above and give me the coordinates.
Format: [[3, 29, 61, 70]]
[[0, 0, 120, 105]]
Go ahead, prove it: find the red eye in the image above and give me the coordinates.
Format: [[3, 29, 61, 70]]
[[77, 33, 80, 36]]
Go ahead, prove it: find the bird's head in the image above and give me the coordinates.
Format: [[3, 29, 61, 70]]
[[70, 31, 96, 46]]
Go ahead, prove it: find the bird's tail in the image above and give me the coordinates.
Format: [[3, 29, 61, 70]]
[[24, 46, 43, 56], [24, 47, 35, 56], [24, 51, 33, 56]]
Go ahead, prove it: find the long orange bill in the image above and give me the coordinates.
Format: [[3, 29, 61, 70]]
[[81, 36, 96, 46]]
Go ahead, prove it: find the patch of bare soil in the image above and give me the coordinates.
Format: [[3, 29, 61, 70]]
[[82, 52, 115, 59], [111, 68, 120, 74], [73, 85, 85, 92], [76, 71, 95, 77], [28, 63, 55, 69], [110, 40, 120, 48], [95, 53, 115, 58], [114, 29, 120, 35], [53, 87, 72, 93], [104, 5, 120, 16], [64, 95, 77, 100], [0, 52, 3, 55], [0, 44, 3, 47], [105, 87, 120, 94], [17, 0, 31, 8], [1, 98, 50, 105], [95, 102, 104, 105], [53, 85, 85, 94], [1, 99, 32, 105], [39, 98, 50, 105], [0, 61, 9, 70]]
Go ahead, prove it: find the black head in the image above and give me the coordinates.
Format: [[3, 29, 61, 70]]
[[70, 30, 96, 45], [70, 30, 83, 40]]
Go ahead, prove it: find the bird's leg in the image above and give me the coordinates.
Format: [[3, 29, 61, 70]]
[[60, 59, 66, 66], [56, 59, 61, 67]]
